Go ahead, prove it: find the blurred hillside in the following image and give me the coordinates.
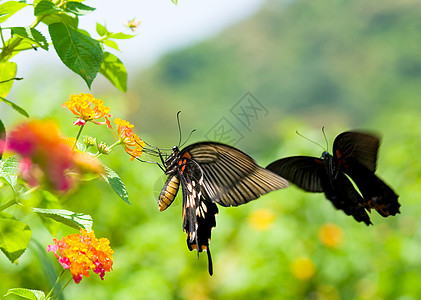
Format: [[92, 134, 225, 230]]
[[129, 0, 421, 155]]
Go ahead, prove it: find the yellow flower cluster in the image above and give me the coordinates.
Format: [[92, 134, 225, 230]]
[[63, 93, 111, 128], [47, 229, 114, 283], [114, 118, 146, 160]]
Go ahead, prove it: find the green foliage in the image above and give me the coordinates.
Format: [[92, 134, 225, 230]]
[[48, 22, 103, 88], [5, 288, 45, 300], [33, 208, 93, 231], [102, 165, 131, 205], [0, 213, 31, 263], [0, 0, 136, 119]]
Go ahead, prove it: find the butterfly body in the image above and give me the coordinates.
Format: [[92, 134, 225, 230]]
[[267, 131, 400, 225], [158, 142, 289, 274]]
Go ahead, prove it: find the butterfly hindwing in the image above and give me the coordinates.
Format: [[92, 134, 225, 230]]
[[181, 142, 289, 207], [342, 158, 400, 217], [178, 157, 217, 275]]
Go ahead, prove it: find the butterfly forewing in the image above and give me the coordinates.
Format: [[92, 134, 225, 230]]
[[333, 131, 380, 172], [266, 156, 325, 192], [182, 142, 289, 206]]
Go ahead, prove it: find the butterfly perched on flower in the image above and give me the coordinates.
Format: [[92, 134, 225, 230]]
[[266, 131, 400, 225], [158, 142, 289, 275]]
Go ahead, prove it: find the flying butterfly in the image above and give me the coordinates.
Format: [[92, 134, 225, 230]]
[[266, 130, 400, 225], [158, 141, 289, 275]]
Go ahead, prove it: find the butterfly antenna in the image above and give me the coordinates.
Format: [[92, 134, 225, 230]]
[[180, 129, 196, 148], [176, 111, 183, 147], [321, 126, 329, 151], [296, 130, 327, 152]]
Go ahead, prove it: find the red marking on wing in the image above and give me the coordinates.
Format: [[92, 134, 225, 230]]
[[183, 152, 192, 159]]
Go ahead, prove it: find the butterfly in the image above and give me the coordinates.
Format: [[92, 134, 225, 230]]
[[158, 142, 289, 275], [266, 131, 400, 225]]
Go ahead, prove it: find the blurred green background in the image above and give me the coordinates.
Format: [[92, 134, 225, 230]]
[[2, 0, 421, 299]]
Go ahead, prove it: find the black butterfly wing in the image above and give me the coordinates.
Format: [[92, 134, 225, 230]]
[[181, 142, 289, 207], [266, 155, 373, 225], [322, 172, 372, 225], [266, 156, 325, 192], [179, 159, 217, 275], [333, 131, 380, 172], [343, 160, 400, 217]]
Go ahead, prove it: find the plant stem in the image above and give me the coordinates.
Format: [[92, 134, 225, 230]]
[[45, 269, 67, 300], [0, 199, 17, 212], [72, 124, 85, 151]]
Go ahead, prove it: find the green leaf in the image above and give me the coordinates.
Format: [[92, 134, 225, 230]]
[[101, 165, 131, 205], [0, 156, 19, 193], [102, 39, 120, 51], [0, 1, 28, 23], [108, 32, 136, 40], [96, 23, 108, 36], [0, 62, 17, 98], [49, 22, 103, 88], [10, 27, 48, 50], [32, 208, 93, 231], [41, 12, 78, 27], [0, 96, 29, 118], [5, 288, 45, 300], [0, 119, 4, 160], [99, 52, 127, 92], [38, 191, 62, 236], [0, 215, 31, 263], [64, 1, 95, 15], [171, 0, 178, 4], [34, 0, 60, 17], [0, 155, 19, 176]]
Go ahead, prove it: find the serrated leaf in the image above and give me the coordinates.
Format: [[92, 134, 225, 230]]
[[64, 1, 95, 15], [109, 32, 136, 40], [0, 119, 5, 160], [101, 165, 131, 204], [32, 208, 93, 231], [102, 39, 119, 51], [34, 0, 60, 17], [37, 191, 62, 236], [0, 1, 28, 22], [49, 22, 103, 88], [5, 288, 45, 300], [0, 96, 29, 118], [0, 62, 17, 98], [172, 0, 178, 4], [99, 52, 127, 92], [0, 216, 31, 263], [96, 23, 108, 36], [0, 155, 19, 176], [10, 27, 48, 50], [0, 155, 19, 194]]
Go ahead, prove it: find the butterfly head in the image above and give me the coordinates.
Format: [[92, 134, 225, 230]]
[[321, 151, 331, 160]]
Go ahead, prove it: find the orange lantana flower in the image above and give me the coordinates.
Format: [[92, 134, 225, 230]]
[[63, 93, 112, 129], [5, 120, 103, 191], [47, 229, 114, 284], [114, 118, 145, 160]]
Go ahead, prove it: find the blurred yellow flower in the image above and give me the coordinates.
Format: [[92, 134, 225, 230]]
[[318, 223, 343, 248], [114, 118, 145, 160], [47, 229, 113, 284], [247, 208, 276, 231], [63, 93, 112, 128], [290, 257, 316, 280]]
